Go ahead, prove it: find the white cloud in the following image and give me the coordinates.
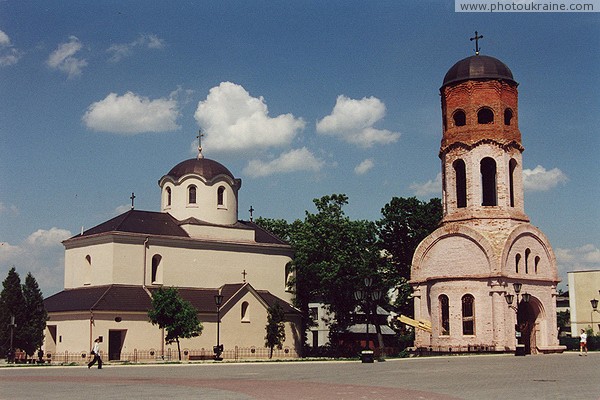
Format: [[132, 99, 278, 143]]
[[107, 34, 165, 62], [316, 95, 400, 148], [82, 91, 180, 134], [0, 227, 72, 296], [0, 202, 19, 215], [523, 165, 568, 192], [194, 82, 305, 153], [555, 244, 600, 288], [114, 204, 131, 215], [354, 159, 374, 175], [243, 147, 324, 178], [47, 36, 87, 78], [410, 173, 442, 197], [0, 29, 23, 67]]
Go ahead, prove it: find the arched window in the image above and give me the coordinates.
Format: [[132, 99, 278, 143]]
[[515, 253, 521, 274], [217, 186, 225, 206], [504, 108, 513, 125], [84, 255, 92, 285], [241, 301, 250, 322], [165, 187, 172, 207], [480, 157, 497, 206], [477, 107, 494, 124], [509, 159, 517, 207], [461, 294, 475, 335], [525, 249, 531, 274], [534, 256, 540, 274], [453, 159, 467, 208], [439, 295, 450, 335], [188, 185, 197, 204], [151, 254, 162, 284], [453, 110, 466, 127]]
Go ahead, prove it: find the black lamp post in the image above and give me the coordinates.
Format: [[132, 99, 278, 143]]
[[214, 294, 224, 361], [353, 277, 382, 363], [505, 282, 530, 356], [590, 298, 599, 334]]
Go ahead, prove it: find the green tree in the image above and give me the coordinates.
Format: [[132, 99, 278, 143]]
[[21, 273, 48, 357], [556, 310, 570, 337], [0, 268, 26, 358], [376, 197, 442, 316], [148, 287, 203, 360], [265, 302, 286, 359]]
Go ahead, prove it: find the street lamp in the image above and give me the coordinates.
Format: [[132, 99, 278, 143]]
[[214, 293, 224, 361], [353, 277, 382, 363], [590, 298, 599, 334], [505, 282, 530, 356]]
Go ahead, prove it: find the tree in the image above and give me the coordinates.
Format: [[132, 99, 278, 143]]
[[0, 268, 26, 358], [148, 287, 203, 360], [557, 310, 570, 337], [265, 302, 286, 358], [21, 273, 48, 357], [376, 197, 442, 316]]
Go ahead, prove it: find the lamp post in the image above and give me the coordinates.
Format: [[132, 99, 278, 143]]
[[353, 277, 382, 363], [591, 298, 599, 334], [8, 315, 16, 363], [214, 294, 224, 361], [505, 282, 530, 356]]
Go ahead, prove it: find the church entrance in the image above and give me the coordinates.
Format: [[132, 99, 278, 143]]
[[517, 301, 537, 354], [108, 330, 126, 361]]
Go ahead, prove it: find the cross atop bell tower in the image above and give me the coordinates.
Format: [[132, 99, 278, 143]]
[[470, 31, 483, 55]]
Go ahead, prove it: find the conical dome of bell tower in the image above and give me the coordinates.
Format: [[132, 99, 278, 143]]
[[439, 51, 529, 228]]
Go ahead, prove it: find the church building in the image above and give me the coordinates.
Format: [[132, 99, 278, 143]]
[[44, 149, 302, 362], [411, 45, 564, 354]]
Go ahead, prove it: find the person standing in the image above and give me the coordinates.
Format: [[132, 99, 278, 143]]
[[88, 337, 103, 368], [579, 329, 588, 356]]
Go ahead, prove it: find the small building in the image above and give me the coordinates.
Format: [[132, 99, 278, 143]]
[[43, 152, 302, 362], [567, 270, 600, 336]]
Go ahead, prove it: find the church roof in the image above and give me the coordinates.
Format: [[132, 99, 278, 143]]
[[163, 158, 235, 181], [442, 54, 517, 88]]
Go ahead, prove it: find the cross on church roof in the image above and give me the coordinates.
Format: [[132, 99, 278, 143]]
[[242, 269, 247, 283], [249, 206, 254, 222], [470, 31, 483, 55], [130, 192, 136, 209], [197, 129, 204, 159]]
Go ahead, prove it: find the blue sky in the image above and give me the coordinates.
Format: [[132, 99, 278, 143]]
[[0, 1, 598, 296]]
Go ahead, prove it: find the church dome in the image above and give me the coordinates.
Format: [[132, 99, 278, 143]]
[[442, 55, 517, 88], [165, 158, 235, 181]]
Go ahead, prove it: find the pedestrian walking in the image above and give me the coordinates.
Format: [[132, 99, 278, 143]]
[[88, 337, 103, 368], [579, 329, 588, 356]]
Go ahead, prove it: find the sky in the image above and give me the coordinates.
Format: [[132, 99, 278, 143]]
[[0, 1, 598, 297]]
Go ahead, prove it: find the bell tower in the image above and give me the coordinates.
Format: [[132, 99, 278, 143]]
[[439, 53, 529, 228]]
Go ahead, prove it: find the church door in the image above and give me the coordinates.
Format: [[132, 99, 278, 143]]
[[517, 302, 536, 354], [108, 330, 126, 361]]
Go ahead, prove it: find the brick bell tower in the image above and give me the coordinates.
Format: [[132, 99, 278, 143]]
[[410, 37, 563, 354], [439, 52, 529, 228]]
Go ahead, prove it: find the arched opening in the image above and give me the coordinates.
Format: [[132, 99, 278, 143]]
[[525, 249, 531, 274], [504, 108, 513, 125], [517, 299, 539, 354], [84, 255, 92, 285], [515, 253, 521, 273], [509, 159, 517, 207], [453, 159, 467, 208], [217, 186, 225, 207], [151, 254, 162, 284], [477, 107, 494, 124], [439, 294, 450, 335], [165, 187, 172, 207], [534, 256, 540, 274], [480, 157, 497, 206], [461, 294, 475, 335], [188, 185, 197, 204], [453, 110, 466, 127], [241, 301, 250, 322]]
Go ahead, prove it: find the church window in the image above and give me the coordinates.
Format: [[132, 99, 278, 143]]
[[461, 294, 475, 335], [165, 187, 172, 207], [477, 107, 494, 124], [515, 253, 521, 273], [453, 159, 467, 208], [453, 110, 466, 127], [480, 158, 497, 206], [84, 255, 92, 285], [241, 301, 250, 322], [151, 254, 162, 284], [534, 256, 540, 274], [188, 185, 197, 204], [217, 186, 225, 207], [525, 249, 531, 274], [504, 108, 513, 125], [509, 159, 517, 207], [439, 295, 450, 335]]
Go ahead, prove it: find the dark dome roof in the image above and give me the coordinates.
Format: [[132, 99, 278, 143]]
[[165, 158, 235, 181], [442, 55, 517, 88]]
